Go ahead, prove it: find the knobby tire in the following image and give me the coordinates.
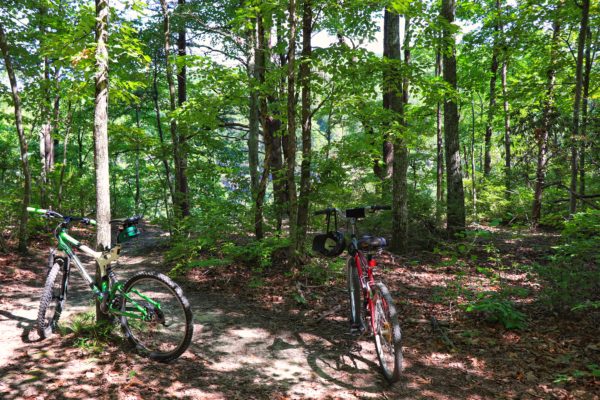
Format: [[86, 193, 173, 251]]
[[120, 271, 193, 362], [372, 282, 402, 383], [347, 257, 363, 330], [37, 262, 66, 339]]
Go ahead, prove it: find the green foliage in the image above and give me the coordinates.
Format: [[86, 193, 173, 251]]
[[477, 182, 510, 221], [59, 311, 115, 355], [538, 213, 567, 230], [299, 257, 346, 285], [168, 229, 290, 279], [222, 236, 291, 271], [465, 292, 527, 330], [554, 364, 600, 384], [537, 210, 600, 310]]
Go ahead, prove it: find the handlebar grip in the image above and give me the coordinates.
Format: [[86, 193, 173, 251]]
[[88, 219, 97, 226], [27, 207, 48, 215]]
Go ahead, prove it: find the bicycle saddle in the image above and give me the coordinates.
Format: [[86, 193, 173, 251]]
[[357, 236, 387, 250]]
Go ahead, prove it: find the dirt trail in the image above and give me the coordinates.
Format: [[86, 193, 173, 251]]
[[0, 226, 400, 400], [1, 225, 598, 399]]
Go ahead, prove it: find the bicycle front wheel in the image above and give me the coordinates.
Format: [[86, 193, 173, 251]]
[[37, 262, 67, 339], [120, 272, 193, 362], [372, 282, 402, 383]]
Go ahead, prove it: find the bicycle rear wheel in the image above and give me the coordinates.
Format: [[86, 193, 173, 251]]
[[37, 261, 67, 339], [120, 271, 193, 362], [372, 282, 402, 382], [347, 257, 364, 331]]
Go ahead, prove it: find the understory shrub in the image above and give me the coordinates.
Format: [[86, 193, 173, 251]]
[[465, 292, 527, 330], [536, 210, 600, 310]]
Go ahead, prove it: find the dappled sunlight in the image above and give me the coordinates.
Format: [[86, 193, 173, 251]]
[[2, 224, 598, 399]]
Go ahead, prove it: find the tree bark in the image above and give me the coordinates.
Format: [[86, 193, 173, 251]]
[[532, 3, 562, 225], [471, 94, 477, 219], [160, 0, 186, 221], [134, 107, 141, 213], [501, 57, 511, 198], [484, 11, 500, 178], [391, 13, 410, 253], [435, 40, 444, 225], [378, 9, 399, 181], [272, 15, 287, 232], [296, 0, 312, 253], [254, 10, 270, 240], [93, 0, 111, 249], [247, 15, 260, 200], [93, 0, 111, 323], [285, 0, 298, 248], [0, 23, 32, 253], [38, 5, 55, 209], [152, 57, 175, 204], [441, 0, 466, 233], [176, 0, 190, 217], [579, 26, 592, 201], [57, 102, 73, 210], [497, 0, 511, 198], [570, 0, 589, 214]]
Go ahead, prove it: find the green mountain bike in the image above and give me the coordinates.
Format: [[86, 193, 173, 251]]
[[28, 207, 193, 362]]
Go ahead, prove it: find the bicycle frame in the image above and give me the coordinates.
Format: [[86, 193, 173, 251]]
[[348, 217, 380, 334], [52, 221, 157, 321]]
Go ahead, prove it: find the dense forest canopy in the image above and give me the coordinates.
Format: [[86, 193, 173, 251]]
[[0, 0, 598, 255], [1, 1, 600, 397]]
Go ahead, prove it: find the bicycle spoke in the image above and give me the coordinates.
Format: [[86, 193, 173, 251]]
[[372, 282, 402, 382], [121, 272, 193, 362]]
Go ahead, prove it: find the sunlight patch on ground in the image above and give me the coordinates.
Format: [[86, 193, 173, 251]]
[[228, 327, 271, 339]]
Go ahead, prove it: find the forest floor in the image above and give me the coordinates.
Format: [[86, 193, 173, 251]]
[[1, 224, 599, 400]]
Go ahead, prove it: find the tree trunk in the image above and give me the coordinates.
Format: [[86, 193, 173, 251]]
[[272, 15, 287, 232], [94, 0, 111, 249], [435, 41, 444, 226], [484, 49, 499, 177], [160, 0, 185, 221], [134, 107, 141, 213], [39, 5, 55, 209], [391, 14, 410, 253], [254, 11, 270, 240], [152, 57, 175, 204], [176, 0, 190, 217], [532, 4, 562, 225], [441, 0, 466, 233], [471, 94, 477, 219], [285, 0, 298, 248], [501, 57, 511, 199], [93, 0, 111, 323], [570, 0, 589, 215], [57, 102, 73, 210], [579, 26, 592, 202], [496, 0, 511, 197], [247, 15, 260, 200], [0, 23, 31, 253], [377, 9, 399, 181], [296, 0, 312, 253]]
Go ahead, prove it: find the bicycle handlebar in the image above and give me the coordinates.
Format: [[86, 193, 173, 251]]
[[314, 207, 337, 216], [27, 206, 97, 226], [314, 205, 391, 217]]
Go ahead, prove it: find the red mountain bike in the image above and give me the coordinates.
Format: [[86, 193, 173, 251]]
[[314, 205, 402, 383]]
